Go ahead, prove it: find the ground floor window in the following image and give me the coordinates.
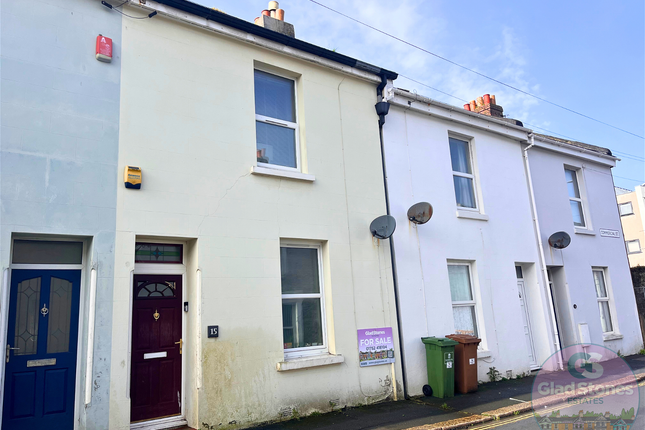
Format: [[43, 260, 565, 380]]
[[280, 243, 326, 358], [592, 268, 614, 333], [447, 263, 478, 337]]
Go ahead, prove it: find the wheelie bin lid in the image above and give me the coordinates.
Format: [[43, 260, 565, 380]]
[[421, 336, 459, 346], [445, 334, 482, 344]]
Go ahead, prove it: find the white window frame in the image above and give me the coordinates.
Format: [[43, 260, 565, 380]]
[[565, 167, 587, 229], [619, 202, 634, 216], [626, 239, 641, 254], [447, 262, 480, 339], [254, 68, 301, 173], [449, 135, 479, 212], [280, 242, 327, 359], [592, 268, 617, 335]]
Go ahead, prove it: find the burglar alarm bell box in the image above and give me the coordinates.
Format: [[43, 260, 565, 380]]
[[124, 166, 142, 189], [96, 35, 113, 62]]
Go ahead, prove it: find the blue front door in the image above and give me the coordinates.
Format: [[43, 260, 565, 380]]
[[2, 269, 81, 430]]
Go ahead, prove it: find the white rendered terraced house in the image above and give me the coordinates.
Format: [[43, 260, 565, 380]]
[[380, 89, 642, 395]]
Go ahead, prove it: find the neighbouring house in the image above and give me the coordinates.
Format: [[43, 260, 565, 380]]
[[527, 133, 642, 354], [381, 89, 555, 393], [380, 88, 644, 394], [0, 0, 122, 429], [616, 185, 645, 267]]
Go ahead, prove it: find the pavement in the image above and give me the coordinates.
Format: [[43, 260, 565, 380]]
[[243, 354, 645, 430], [448, 381, 645, 430]]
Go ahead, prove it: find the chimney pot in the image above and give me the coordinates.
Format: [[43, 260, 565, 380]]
[[476, 96, 484, 107], [483, 94, 491, 104], [463, 103, 471, 111], [262, 9, 270, 16], [491, 95, 496, 105], [470, 100, 476, 110], [268, 1, 279, 10], [276, 8, 284, 20]]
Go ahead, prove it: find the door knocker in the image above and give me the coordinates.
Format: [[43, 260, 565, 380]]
[[153, 309, 160, 321], [40, 304, 49, 317]]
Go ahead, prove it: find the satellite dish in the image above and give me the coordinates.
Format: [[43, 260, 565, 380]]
[[407, 202, 433, 225], [370, 215, 396, 239], [548, 231, 571, 249]]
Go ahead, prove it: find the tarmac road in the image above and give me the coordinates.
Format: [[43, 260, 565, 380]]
[[461, 382, 645, 430]]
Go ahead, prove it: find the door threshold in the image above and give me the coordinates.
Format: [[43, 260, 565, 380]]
[[130, 415, 187, 430]]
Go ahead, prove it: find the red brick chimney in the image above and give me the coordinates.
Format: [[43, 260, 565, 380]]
[[254, 1, 294, 37], [463, 94, 503, 118]]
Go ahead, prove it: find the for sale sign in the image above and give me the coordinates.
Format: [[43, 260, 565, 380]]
[[358, 327, 395, 367]]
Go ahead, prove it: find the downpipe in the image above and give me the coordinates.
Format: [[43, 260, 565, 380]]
[[376, 75, 409, 399], [523, 133, 564, 370]]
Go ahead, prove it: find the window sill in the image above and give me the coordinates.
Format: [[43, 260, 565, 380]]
[[276, 354, 344, 372], [251, 166, 315, 182], [477, 350, 492, 359], [603, 333, 623, 342], [457, 210, 489, 221], [574, 228, 596, 236]]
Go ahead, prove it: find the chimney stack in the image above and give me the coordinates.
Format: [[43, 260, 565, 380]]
[[465, 93, 504, 118], [254, 2, 295, 37]]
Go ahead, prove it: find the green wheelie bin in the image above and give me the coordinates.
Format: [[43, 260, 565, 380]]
[[421, 337, 459, 398]]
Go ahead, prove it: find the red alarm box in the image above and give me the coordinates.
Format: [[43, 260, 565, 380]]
[[96, 35, 112, 63]]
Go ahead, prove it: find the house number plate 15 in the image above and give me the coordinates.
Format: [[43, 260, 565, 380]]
[[208, 326, 219, 338]]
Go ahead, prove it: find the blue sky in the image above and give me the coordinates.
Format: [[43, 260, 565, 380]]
[[196, 0, 644, 189]]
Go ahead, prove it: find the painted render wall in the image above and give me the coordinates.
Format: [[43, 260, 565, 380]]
[[0, 0, 121, 428], [617, 187, 645, 267], [382, 101, 554, 396], [528, 145, 643, 355], [109, 10, 402, 430]]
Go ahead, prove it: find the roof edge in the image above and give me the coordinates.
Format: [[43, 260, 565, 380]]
[[147, 0, 398, 80], [533, 134, 617, 160], [393, 88, 531, 133]]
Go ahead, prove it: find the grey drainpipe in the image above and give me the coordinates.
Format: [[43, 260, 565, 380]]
[[375, 75, 408, 399]]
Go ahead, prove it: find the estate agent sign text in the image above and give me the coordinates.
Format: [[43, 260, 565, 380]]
[[358, 327, 395, 367]]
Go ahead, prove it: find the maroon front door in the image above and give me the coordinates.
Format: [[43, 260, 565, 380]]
[[131, 275, 182, 423]]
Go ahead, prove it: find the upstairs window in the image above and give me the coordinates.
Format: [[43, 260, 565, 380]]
[[565, 168, 586, 227], [254, 70, 299, 171], [619, 202, 634, 216], [449, 137, 477, 209]]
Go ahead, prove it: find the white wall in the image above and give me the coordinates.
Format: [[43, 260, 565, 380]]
[[0, 1, 122, 427], [528, 144, 643, 355], [382, 100, 553, 395]]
